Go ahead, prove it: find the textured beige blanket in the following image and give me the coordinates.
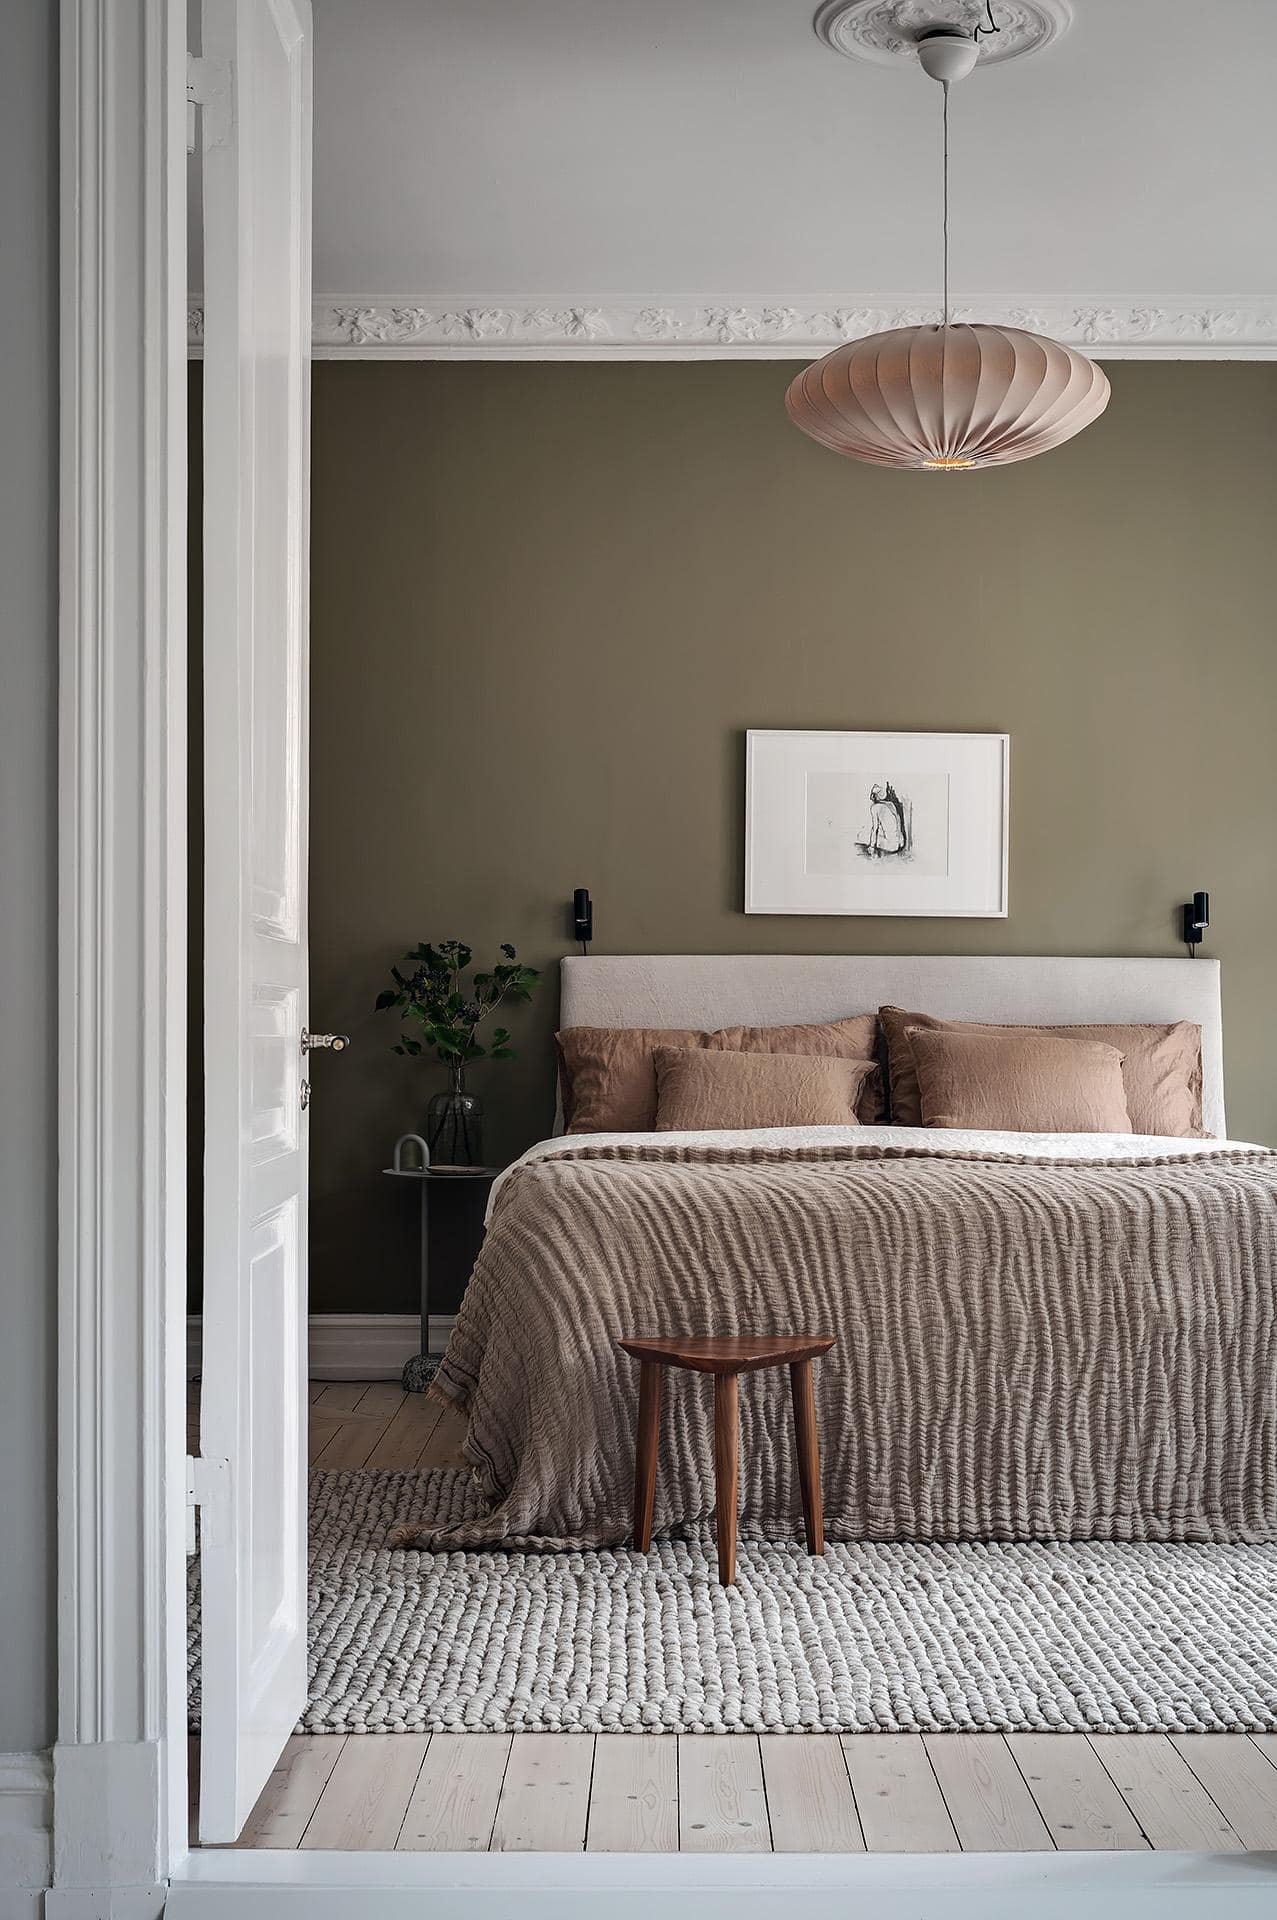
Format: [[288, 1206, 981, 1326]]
[[407, 1141, 1277, 1550]]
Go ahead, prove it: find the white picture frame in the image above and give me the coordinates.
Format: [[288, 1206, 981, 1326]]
[[745, 729, 1010, 918]]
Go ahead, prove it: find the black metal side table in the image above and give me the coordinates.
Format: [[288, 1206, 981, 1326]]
[[384, 1141, 501, 1392]]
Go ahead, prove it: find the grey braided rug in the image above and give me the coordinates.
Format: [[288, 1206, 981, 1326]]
[[187, 1469, 1277, 1735]]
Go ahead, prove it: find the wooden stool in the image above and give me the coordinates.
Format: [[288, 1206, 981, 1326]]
[[618, 1334, 835, 1585]]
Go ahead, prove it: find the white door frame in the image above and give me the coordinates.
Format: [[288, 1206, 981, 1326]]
[[53, 3, 1277, 1915], [53, 1, 189, 1911]]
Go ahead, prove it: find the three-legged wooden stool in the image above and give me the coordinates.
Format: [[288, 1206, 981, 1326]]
[[618, 1334, 836, 1585]]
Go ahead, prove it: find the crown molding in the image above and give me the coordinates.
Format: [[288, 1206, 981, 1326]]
[[186, 295, 1277, 360]]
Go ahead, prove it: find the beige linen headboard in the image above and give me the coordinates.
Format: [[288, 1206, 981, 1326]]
[[558, 954, 1226, 1137]]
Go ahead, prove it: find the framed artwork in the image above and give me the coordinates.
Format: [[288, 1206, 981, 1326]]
[[745, 729, 1009, 917]]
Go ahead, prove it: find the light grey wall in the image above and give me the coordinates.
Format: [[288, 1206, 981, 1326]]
[[0, 0, 57, 1752]]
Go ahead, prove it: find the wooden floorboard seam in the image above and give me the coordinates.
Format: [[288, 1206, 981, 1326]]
[[1244, 1732, 1277, 1774], [293, 1736, 347, 1851], [1083, 1732, 1244, 1852], [999, 1734, 1062, 1851], [390, 1730, 430, 1850], [1145, 1734, 1247, 1847], [486, 1735, 516, 1852]]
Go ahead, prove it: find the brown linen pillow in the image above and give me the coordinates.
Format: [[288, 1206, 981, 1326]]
[[905, 1025, 1132, 1134], [653, 1046, 875, 1132], [880, 1006, 1204, 1136], [557, 1027, 707, 1132], [706, 1014, 883, 1122], [557, 1012, 881, 1132]]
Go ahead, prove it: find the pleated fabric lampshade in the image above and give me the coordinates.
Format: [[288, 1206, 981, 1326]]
[[785, 322, 1111, 471]]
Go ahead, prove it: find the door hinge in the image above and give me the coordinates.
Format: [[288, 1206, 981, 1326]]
[[186, 1454, 230, 1555], [187, 53, 233, 154]]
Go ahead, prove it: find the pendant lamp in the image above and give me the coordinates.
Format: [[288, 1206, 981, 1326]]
[[786, 28, 1109, 470]]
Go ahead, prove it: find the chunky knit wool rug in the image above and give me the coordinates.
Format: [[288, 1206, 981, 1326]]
[[187, 1468, 1277, 1736]]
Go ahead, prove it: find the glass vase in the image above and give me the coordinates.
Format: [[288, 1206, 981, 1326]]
[[426, 1062, 484, 1167]]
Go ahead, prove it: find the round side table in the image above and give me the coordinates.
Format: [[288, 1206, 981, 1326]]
[[383, 1161, 501, 1391]]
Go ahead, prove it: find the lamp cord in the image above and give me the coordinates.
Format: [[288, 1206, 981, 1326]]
[[941, 81, 950, 327], [938, 3, 998, 327]]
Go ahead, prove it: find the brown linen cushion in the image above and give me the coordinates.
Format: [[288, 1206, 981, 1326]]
[[880, 1006, 1204, 1136], [653, 1046, 876, 1132], [905, 1025, 1132, 1134], [706, 1014, 883, 1122], [558, 1012, 881, 1132], [557, 1027, 707, 1132]]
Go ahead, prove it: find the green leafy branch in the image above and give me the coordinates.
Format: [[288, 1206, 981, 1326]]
[[374, 938, 539, 1065]]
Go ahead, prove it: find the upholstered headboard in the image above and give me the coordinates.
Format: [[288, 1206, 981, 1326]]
[[558, 954, 1226, 1137]]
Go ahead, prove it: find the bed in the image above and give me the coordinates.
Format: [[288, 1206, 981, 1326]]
[[412, 955, 1277, 1553]]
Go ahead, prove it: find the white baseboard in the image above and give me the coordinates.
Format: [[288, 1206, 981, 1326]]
[[0, 1749, 52, 1900], [186, 1314, 453, 1381], [165, 1841, 1277, 1919]]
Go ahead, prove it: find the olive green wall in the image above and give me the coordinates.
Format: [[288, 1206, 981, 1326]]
[[303, 361, 1276, 1314]]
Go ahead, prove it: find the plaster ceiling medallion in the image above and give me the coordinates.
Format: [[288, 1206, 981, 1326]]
[[787, 10, 1108, 470], [814, 0, 1073, 69]]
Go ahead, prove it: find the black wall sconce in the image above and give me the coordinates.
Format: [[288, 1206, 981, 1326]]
[[1182, 890, 1210, 956], [572, 888, 593, 954]]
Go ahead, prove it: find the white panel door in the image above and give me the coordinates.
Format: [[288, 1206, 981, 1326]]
[[198, 0, 313, 1843]]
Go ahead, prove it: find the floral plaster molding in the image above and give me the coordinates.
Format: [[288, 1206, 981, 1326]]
[[814, 1, 1074, 70], [185, 298, 1277, 359]]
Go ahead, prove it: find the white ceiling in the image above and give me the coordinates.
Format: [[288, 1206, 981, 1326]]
[[305, 0, 1275, 301], [189, 1, 1277, 353]]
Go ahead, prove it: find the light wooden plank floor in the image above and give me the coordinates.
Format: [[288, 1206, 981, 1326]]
[[188, 1381, 1277, 1855]]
